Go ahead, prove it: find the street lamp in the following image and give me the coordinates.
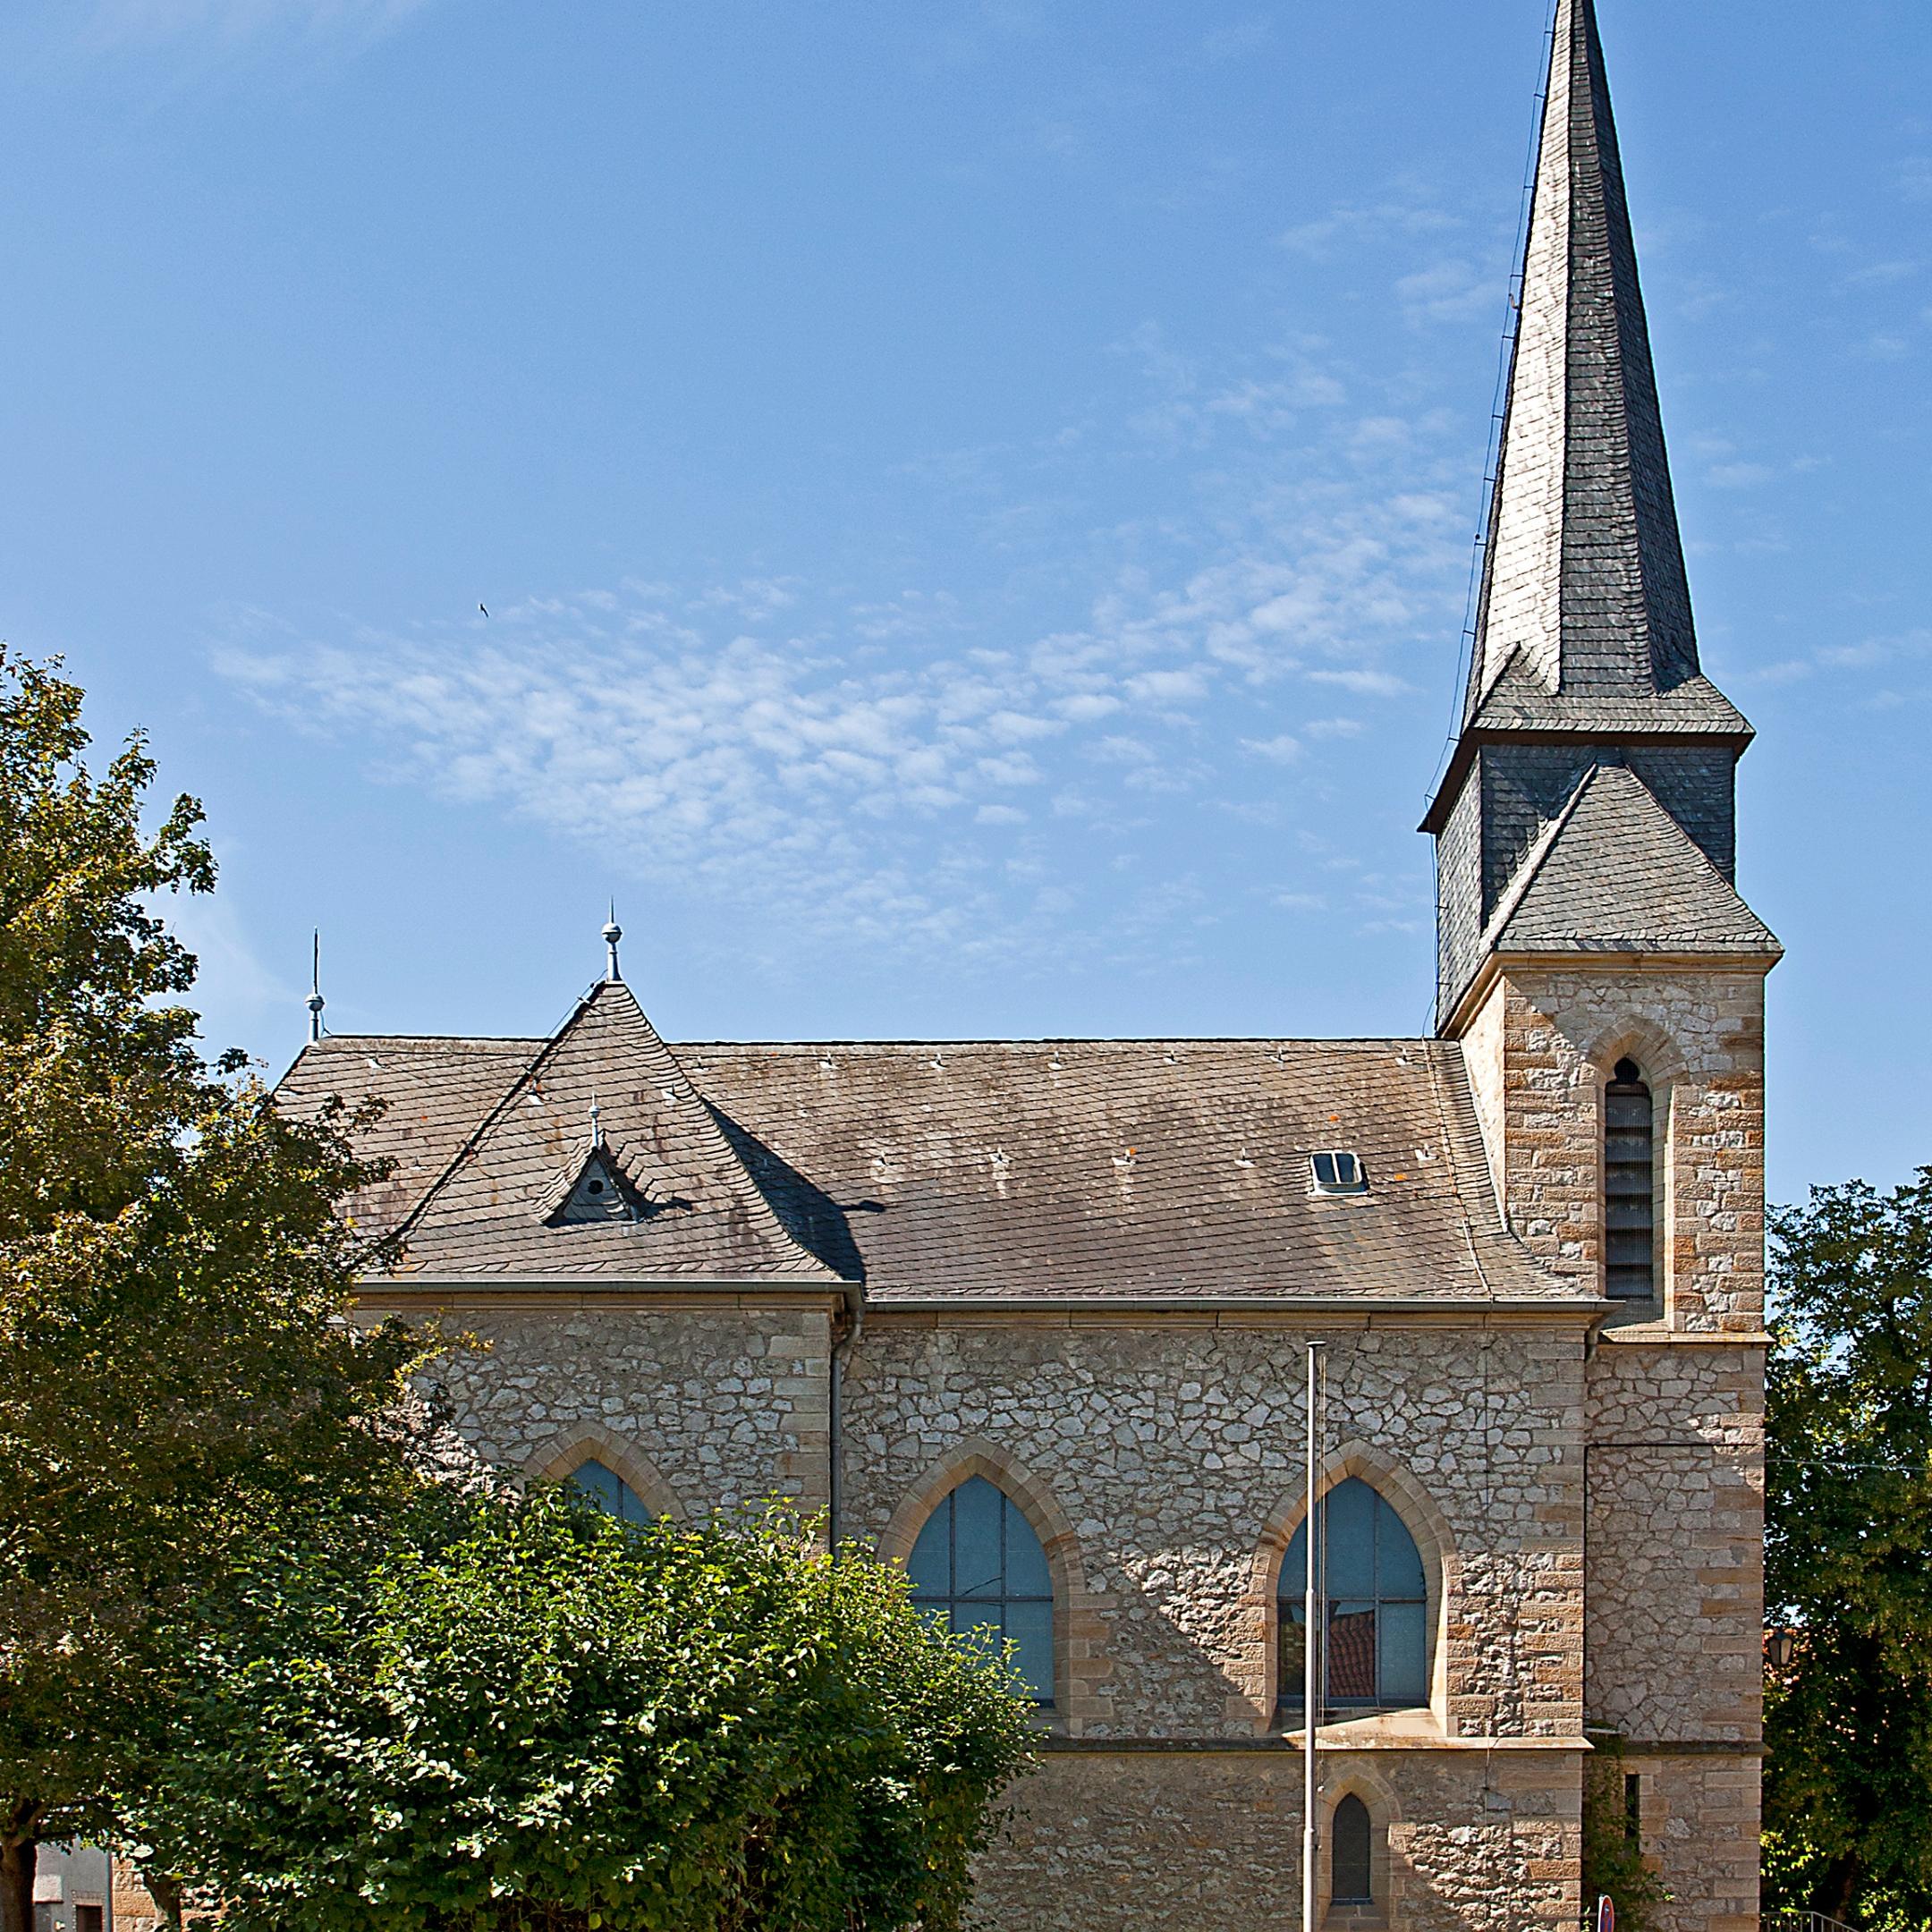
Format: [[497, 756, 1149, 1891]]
[[1766, 1626, 1799, 1672]]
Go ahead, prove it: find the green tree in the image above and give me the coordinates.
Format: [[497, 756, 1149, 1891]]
[[1763, 1169, 1932, 1928], [0, 650, 428, 1932], [129, 1492, 1036, 1932]]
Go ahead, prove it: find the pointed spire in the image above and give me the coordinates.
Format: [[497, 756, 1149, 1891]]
[[602, 904, 623, 983], [1459, 0, 1741, 734]]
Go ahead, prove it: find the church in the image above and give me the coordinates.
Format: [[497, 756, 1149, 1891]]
[[280, 3, 1775, 1926]]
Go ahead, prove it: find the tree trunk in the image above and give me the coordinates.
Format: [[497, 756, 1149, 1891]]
[[1823, 1854, 1860, 1925], [0, 1815, 38, 1932], [140, 1869, 183, 1932]]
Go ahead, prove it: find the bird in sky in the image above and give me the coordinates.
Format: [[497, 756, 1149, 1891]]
[[479, 602, 489, 617]]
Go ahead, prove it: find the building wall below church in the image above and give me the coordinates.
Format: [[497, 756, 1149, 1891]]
[[357, 1292, 1763, 1928], [1628, 1750, 1762, 1932], [844, 1311, 1589, 1741], [1584, 1338, 1764, 1746], [971, 1746, 1582, 1931]]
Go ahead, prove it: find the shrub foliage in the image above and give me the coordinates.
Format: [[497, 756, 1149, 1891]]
[[131, 1494, 1037, 1932]]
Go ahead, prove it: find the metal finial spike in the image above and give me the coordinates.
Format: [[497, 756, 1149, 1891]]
[[306, 928, 326, 1042], [589, 1091, 603, 1148], [601, 903, 623, 983]]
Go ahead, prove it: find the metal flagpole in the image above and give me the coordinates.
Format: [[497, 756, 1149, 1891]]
[[1303, 1340, 1325, 1932]]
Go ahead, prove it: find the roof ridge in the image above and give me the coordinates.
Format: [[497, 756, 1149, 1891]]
[[389, 1006, 584, 1250], [673, 1035, 1442, 1052], [303, 1033, 547, 1050]]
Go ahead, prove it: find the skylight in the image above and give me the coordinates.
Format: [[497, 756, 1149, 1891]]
[[1310, 1150, 1367, 1196]]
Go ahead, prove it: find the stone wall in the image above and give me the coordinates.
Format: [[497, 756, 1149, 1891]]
[[1455, 964, 1769, 1331], [1585, 1334, 1765, 1932], [1627, 1750, 1762, 1932], [1584, 1340, 1765, 1744], [975, 1745, 1581, 1932], [845, 1312, 1589, 1741], [408, 1294, 838, 1513], [344, 1289, 1762, 1928]]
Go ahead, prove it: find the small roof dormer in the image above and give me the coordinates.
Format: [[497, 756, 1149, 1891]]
[[539, 1140, 648, 1227]]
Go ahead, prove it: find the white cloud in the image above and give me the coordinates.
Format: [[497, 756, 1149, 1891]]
[[162, 893, 295, 1052], [1706, 462, 1775, 490], [1241, 733, 1301, 764], [1278, 199, 1462, 258], [213, 318, 1466, 971], [1395, 258, 1495, 326], [1307, 667, 1415, 698]]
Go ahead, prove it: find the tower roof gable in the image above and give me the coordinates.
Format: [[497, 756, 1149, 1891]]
[[1486, 762, 1779, 959]]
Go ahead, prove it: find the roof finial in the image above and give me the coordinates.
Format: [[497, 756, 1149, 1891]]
[[589, 1090, 604, 1148], [306, 929, 326, 1043], [602, 902, 623, 983]]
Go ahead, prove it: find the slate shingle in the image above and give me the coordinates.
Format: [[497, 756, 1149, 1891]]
[[1453, 0, 1749, 741], [1487, 764, 1780, 957], [279, 1021, 1572, 1303]]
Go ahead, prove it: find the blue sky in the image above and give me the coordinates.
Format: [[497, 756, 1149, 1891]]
[[2, 0, 1927, 1205]]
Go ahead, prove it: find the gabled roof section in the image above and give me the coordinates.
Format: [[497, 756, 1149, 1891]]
[[366, 979, 852, 1283], [1486, 763, 1780, 958], [1455, 0, 1747, 742], [275, 1034, 545, 1235]]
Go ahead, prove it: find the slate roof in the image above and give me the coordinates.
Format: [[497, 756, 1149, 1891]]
[[1451, 0, 1748, 747], [278, 1009, 1575, 1303], [1465, 660, 1750, 742], [1485, 763, 1780, 959]]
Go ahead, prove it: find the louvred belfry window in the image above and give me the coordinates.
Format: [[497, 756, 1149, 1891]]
[[1605, 1057, 1657, 1301]]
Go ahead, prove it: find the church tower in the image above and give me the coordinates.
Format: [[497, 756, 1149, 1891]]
[[1425, 0, 1780, 1333]]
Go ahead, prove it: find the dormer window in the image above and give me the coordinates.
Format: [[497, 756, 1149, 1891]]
[[1311, 1149, 1367, 1195], [545, 1148, 642, 1226]]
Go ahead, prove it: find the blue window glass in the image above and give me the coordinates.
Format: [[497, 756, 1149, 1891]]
[[568, 1458, 652, 1528], [908, 1476, 1055, 1704], [1278, 1477, 1428, 1715]]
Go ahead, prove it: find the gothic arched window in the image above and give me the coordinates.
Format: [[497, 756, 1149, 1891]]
[[1605, 1057, 1657, 1300], [567, 1458, 653, 1527], [907, 1475, 1055, 1705], [1332, 1793, 1374, 1905], [1278, 1477, 1428, 1716]]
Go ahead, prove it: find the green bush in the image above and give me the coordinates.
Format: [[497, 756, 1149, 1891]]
[[129, 1492, 1036, 1932]]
